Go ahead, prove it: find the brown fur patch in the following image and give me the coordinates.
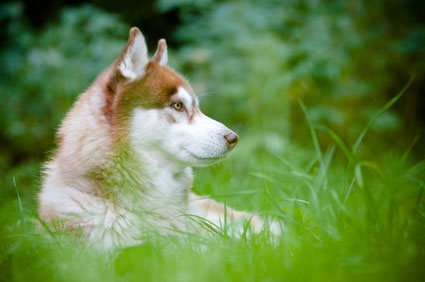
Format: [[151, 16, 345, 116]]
[[107, 61, 195, 143]]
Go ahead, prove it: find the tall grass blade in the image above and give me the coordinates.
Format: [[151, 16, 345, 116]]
[[359, 161, 384, 179], [276, 198, 310, 205], [315, 145, 335, 190], [298, 99, 323, 166], [355, 164, 364, 188], [344, 177, 356, 204], [401, 135, 420, 164], [249, 172, 278, 184], [207, 190, 262, 199], [353, 76, 414, 155], [13, 176, 27, 231], [315, 124, 355, 163], [180, 214, 226, 238]]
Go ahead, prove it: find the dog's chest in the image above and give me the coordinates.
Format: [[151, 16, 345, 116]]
[[114, 165, 193, 228], [90, 168, 193, 249]]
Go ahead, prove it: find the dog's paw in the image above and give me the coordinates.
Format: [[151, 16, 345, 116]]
[[249, 215, 282, 237]]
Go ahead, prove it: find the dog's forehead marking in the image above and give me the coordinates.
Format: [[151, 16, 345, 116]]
[[177, 86, 193, 107]]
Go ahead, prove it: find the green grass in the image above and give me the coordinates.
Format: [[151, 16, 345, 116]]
[[1, 100, 424, 281]]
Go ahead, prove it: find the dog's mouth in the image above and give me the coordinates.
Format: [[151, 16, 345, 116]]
[[183, 148, 227, 162]]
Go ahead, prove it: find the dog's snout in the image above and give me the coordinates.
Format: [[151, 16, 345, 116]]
[[224, 131, 239, 149]]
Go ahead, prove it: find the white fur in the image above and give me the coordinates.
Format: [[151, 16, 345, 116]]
[[130, 87, 232, 167], [177, 87, 193, 110]]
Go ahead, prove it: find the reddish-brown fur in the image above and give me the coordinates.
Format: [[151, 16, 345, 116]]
[[100, 30, 195, 144]]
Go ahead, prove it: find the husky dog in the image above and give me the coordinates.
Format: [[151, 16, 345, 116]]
[[38, 28, 278, 249]]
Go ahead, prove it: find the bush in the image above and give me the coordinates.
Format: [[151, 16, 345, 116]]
[[0, 3, 129, 164]]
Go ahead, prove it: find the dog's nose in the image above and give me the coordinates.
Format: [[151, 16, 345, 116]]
[[224, 132, 239, 149]]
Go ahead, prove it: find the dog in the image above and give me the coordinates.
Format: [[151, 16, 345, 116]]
[[38, 27, 279, 249]]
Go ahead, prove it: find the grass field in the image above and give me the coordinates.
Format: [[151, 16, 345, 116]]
[[1, 1, 425, 281], [1, 95, 424, 282]]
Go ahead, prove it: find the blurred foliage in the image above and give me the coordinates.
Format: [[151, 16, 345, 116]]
[[1, 0, 425, 167], [0, 3, 129, 165], [158, 0, 425, 153]]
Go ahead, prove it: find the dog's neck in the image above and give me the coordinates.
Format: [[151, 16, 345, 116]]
[[134, 147, 193, 201], [98, 146, 193, 212]]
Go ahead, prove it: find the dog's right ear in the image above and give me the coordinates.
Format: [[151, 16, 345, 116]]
[[152, 39, 168, 66], [117, 27, 149, 82]]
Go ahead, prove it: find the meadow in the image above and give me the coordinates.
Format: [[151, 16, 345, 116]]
[[1, 1, 425, 281], [1, 86, 424, 281]]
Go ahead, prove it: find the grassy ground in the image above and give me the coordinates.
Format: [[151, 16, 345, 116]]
[[1, 101, 424, 282]]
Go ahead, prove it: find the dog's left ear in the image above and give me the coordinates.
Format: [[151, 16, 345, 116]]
[[118, 27, 149, 81], [152, 39, 168, 66]]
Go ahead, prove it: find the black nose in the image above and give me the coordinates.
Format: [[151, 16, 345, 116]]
[[224, 132, 239, 149]]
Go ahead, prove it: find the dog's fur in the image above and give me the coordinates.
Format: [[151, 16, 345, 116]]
[[38, 28, 278, 249]]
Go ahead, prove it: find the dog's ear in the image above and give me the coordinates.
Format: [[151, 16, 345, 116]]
[[118, 27, 149, 81], [152, 39, 168, 66]]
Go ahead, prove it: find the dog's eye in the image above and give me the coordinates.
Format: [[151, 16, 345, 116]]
[[171, 102, 183, 111]]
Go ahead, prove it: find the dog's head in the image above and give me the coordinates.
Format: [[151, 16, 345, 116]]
[[106, 28, 238, 167]]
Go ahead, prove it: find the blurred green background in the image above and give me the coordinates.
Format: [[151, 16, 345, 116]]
[[1, 0, 425, 281], [1, 0, 425, 164]]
